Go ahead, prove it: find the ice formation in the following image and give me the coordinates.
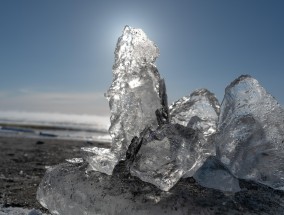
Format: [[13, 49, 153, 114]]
[[170, 89, 220, 138], [0, 207, 46, 215], [215, 75, 284, 190], [128, 89, 220, 191], [37, 26, 284, 215], [37, 162, 224, 215], [130, 123, 215, 191], [84, 26, 165, 175]]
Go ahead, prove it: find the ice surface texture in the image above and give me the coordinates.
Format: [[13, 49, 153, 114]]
[[167, 89, 238, 192], [216, 75, 284, 190], [170, 89, 220, 138], [129, 89, 220, 191], [193, 156, 241, 193], [130, 123, 215, 191], [36, 162, 236, 215], [0, 207, 46, 215], [37, 162, 195, 215], [85, 26, 165, 175]]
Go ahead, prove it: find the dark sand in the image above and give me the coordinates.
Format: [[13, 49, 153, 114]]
[[0, 136, 109, 212], [0, 135, 284, 214]]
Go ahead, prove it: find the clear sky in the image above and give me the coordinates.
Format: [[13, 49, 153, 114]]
[[0, 0, 283, 116]]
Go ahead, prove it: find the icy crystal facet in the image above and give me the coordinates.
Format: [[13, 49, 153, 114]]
[[130, 123, 215, 191], [216, 75, 284, 190], [170, 89, 220, 138], [85, 26, 164, 175], [130, 89, 219, 191], [193, 156, 241, 193]]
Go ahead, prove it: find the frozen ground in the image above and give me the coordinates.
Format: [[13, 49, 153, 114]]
[[0, 135, 110, 214], [0, 206, 48, 215]]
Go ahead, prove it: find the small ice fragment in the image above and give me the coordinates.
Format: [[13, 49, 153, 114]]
[[66, 158, 84, 164], [82, 147, 118, 175], [170, 89, 220, 138]]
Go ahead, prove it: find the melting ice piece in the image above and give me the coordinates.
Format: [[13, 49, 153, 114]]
[[37, 161, 225, 215], [193, 156, 241, 193], [130, 124, 214, 191], [85, 26, 165, 175], [216, 75, 284, 190], [169, 89, 220, 137], [81, 147, 118, 174], [0, 207, 46, 215]]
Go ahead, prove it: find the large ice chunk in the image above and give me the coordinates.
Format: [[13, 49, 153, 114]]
[[37, 161, 284, 215], [37, 162, 189, 215], [130, 123, 214, 191], [85, 26, 165, 175], [36, 162, 218, 215], [216, 75, 284, 190], [169, 89, 220, 138]]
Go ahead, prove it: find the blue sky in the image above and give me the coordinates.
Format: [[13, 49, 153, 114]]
[[0, 0, 283, 116]]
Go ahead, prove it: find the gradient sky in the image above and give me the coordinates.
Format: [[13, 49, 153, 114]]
[[0, 0, 283, 116]]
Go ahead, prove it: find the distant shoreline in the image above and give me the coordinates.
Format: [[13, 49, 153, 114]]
[[0, 121, 112, 143]]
